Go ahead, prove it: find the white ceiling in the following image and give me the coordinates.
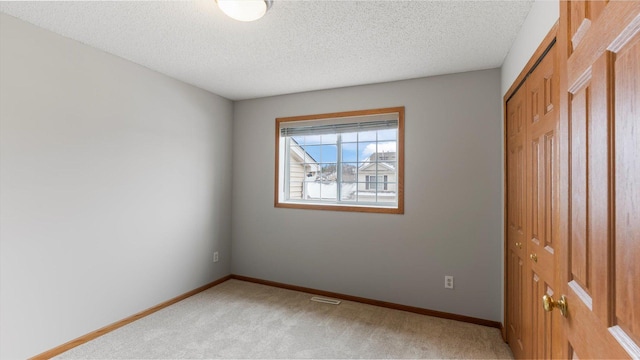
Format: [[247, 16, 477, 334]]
[[0, 1, 534, 101]]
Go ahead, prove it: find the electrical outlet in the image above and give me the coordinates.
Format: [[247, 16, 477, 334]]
[[213, 251, 219, 263], [445, 275, 454, 289]]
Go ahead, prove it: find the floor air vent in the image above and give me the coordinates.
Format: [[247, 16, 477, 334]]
[[310, 296, 341, 305]]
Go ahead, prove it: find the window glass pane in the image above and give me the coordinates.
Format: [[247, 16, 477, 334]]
[[358, 142, 376, 162], [358, 130, 377, 142], [341, 143, 357, 162], [317, 172, 337, 201], [380, 161, 397, 171], [341, 163, 358, 182], [342, 132, 358, 142], [383, 182, 397, 193], [305, 179, 319, 200], [304, 163, 319, 179], [289, 181, 304, 200], [367, 176, 378, 190], [321, 134, 337, 144], [357, 163, 374, 183], [292, 135, 305, 145], [320, 163, 337, 181], [288, 161, 305, 178], [357, 183, 375, 202], [303, 145, 321, 163], [377, 192, 397, 203], [305, 135, 321, 145], [305, 155, 318, 164], [320, 144, 337, 163], [289, 144, 306, 163], [340, 183, 357, 201], [377, 141, 397, 157], [289, 158, 305, 200], [377, 129, 397, 141], [378, 194, 396, 204]]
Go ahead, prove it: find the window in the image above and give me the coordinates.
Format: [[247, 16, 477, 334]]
[[365, 175, 388, 190], [275, 107, 404, 214]]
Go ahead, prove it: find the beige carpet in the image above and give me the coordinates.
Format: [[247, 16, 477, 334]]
[[54, 279, 513, 359]]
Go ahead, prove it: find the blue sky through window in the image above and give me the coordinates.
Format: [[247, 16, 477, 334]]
[[292, 129, 397, 163]]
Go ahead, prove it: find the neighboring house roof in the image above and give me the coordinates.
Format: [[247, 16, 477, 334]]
[[358, 151, 396, 172], [358, 161, 395, 172]]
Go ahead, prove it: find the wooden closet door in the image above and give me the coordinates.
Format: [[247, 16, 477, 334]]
[[506, 87, 527, 359], [558, 1, 640, 358], [523, 43, 562, 359], [506, 31, 561, 359]]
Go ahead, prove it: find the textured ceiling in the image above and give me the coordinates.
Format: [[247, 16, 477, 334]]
[[0, 1, 534, 100]]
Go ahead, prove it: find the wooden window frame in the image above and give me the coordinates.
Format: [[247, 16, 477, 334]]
[[274, 107, 404, 214]]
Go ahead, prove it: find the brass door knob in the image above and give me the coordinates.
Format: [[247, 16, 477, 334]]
[[530, 253, 538, 262], [515, 242, 522, 249], [543, 294, 568, 317]]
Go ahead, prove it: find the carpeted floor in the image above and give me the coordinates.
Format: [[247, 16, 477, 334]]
[[54, 279, 514, 359]]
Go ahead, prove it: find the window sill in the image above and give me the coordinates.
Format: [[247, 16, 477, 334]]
[[275, 201, 404, 214]]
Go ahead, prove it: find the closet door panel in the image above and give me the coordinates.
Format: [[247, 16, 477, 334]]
[[506, 85, 528, 359], [506, 31, 561, 359], [559, 1, 640, 358]]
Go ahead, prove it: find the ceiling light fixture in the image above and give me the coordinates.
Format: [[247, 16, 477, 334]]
[[216, 0, 273, 22]]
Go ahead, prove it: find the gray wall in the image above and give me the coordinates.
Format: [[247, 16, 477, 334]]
[[0, 14, 233, 359], [231, 69, 503, 322], [501, 0, 559, 96]]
